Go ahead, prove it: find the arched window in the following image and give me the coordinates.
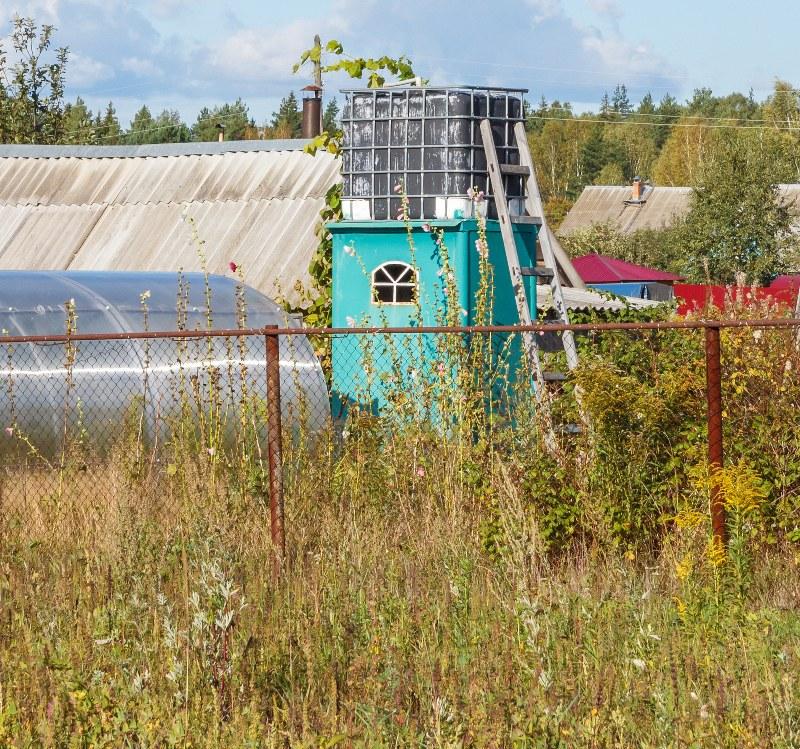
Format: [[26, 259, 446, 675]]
[[372, 262, 417, 305]]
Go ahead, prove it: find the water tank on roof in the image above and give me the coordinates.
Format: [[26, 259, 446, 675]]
[[340, 85, 527, 221], [0, 271, 329, 458]]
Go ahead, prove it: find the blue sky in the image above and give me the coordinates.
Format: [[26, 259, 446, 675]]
[[1, 0, 799, 127]]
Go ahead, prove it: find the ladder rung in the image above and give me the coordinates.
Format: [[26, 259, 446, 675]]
[[556, 423, 583, 435], [543, 371, 567, 382], [520, 267, 554, 279], [500, 164, 531, 176], [510, 215, 543, 226]]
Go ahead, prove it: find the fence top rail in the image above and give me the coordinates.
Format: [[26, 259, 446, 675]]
[[2, 318, 800, 345]]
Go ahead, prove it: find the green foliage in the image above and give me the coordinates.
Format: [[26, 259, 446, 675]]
[[192, 99, 255, 141], [0, 16, 68, 144], [125, 106, 190, 145], [270, 92, 302, 138], [294, 38, 416, 89], [560, 220, 686, 276], [680, 132, 797, 283]]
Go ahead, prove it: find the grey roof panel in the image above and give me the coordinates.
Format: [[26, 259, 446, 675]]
[[0, 139, 312, 159], [0, 143, 341, 306], [559, 186, 693, 236], [560, 184, 800, 237]]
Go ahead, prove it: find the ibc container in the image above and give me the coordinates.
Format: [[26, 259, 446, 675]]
[[340, 86, 528, 221]]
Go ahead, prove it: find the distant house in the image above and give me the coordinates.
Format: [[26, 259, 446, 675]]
[[572, 253, 684, 301], [0, 140, 340, 307], [559, 180, 800, 237]]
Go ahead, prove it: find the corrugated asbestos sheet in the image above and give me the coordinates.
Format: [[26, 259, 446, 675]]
[[560, 184, 800, 237], [539, 285, 659, 312], [559, 186, 693, 236], [0, 141, 341, 306]]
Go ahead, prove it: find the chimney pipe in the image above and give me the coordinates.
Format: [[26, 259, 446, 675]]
[[216, 123, 225, 143], [631, 176, 643, 201], [301, 85, 322, 138]]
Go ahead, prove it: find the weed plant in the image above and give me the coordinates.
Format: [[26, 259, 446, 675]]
[[1, 225, 800, 745]]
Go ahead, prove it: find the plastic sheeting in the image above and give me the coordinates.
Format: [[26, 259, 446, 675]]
[[0, 271, 329, 457]]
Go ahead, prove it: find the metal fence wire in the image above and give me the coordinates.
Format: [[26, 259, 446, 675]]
[[3, 320, 800, 556]]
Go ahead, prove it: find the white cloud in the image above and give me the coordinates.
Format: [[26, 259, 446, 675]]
[[147, 0, 198, 20], [581, 31, 661, 77], [524, 0, 563, 24], [0, 0, 60, 23], [68, 50, 113, 86], [207, 16, 350, 88], [121, 56, 162, 78], [586, 0, 622, 20]]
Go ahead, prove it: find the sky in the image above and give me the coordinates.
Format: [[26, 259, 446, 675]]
[[1, 0, 799, 128]]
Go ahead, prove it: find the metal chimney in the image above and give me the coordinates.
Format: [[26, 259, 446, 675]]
[[301, 85, 322, 138]]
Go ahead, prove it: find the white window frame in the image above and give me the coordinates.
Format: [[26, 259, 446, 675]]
[[371, 261, 418, 306]]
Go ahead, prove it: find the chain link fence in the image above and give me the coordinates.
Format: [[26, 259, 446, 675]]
[[3, 320, 800, 551]]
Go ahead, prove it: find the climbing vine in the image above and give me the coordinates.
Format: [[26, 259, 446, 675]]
[[291, 39, 418, 327]]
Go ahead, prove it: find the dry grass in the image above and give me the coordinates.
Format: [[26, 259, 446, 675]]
[[1, 424, 799, 748]]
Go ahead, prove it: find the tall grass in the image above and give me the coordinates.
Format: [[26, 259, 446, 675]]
[[1, 422, 799, 745], [2, 228, 800, 743]]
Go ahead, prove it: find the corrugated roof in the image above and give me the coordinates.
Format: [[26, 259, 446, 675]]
[[538, 285, 659, 312], [0, 139, 309, 159], [573, 254, 684, 283], [559, 186, 692, 235], [0, 140, 341, 306], [560, 184, 800, 236]]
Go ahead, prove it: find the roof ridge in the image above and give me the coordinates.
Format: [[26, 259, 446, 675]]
[[0, 195, 330, 210], [0, 139, 319, 159]]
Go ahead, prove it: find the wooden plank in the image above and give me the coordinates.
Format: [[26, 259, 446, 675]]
[[480, 118, 548, 401], [514, 121, 579, 372], [547, 226, 586, 290], [499, 164, 531, 176]]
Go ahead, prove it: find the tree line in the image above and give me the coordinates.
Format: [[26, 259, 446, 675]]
[[3, 16, 798, 285], [527, 83, 800, 219], [0, 17, 340, 145]]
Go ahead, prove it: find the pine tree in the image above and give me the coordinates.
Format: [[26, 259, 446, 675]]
[[637, 92, 655, 115], [599, 92, 611, 116], [63, 97, 95, 144], [612, 84, 632, 115], [654, 93, 681, 149], [191, 99, 251, 141], [125, 107, 189, 144], [125, 106, 155, 145], [580, 125, 608, 185], [98, 102, 121, 144], [271, 92, 302, 138], [322, 97, 340, 133]]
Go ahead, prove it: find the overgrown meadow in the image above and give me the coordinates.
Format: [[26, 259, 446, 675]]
[[2, 212, 800, 746]]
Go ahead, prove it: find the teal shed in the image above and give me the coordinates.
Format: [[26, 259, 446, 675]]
[[329, 219, 538, 413]]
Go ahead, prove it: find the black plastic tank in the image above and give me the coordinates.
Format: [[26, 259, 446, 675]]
[[340, 86, 527, 221]]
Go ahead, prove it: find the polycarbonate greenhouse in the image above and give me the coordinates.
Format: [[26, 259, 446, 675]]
[[0, 271, 329, 457]]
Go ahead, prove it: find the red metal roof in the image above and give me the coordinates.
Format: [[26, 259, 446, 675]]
[[572, 254, 684, 283], [769, 274, 800, 291]]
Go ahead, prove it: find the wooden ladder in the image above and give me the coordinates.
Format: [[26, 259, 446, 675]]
[[480, 119, 582, 434]]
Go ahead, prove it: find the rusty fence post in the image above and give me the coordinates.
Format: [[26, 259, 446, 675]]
[[265, 325, 285, 578], [705, 323, 726, 545]]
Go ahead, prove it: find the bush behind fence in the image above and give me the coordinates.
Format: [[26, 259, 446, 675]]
[[2, 321, 800, 551]]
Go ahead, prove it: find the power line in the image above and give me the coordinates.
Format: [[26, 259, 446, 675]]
[[531, 104, 789, 126], [527, 113, 800, 131]]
